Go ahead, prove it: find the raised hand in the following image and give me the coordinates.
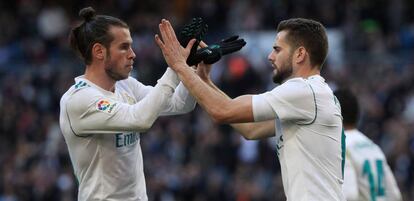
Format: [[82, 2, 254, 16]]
[[155, 19, 195, 71]]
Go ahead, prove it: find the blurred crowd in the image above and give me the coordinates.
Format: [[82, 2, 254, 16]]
[[0, 0, 414, 200]]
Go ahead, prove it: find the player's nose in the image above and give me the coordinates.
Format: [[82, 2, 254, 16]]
[[128, 48, 136, 60], [267, 51, 274, 62]]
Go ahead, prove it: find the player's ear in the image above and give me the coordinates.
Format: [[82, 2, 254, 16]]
[[92, 43, 107, 61], [293, 46, 307, 64]]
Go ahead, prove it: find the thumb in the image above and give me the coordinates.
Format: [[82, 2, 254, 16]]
[[186, 39, 196, 51], [199, 41, 208, 48]]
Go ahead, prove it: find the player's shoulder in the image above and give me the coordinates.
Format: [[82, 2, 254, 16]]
[[345, 130, 380, 152], [69, 80, 97, 96], [282, 75, 327, 91], [284, 77, 308, 86], [61, 80, 102, 109], [345, 130, 365, 143], [116, 76, 144, 90], [276, 77, 310, 93], [119, 76, 138, 85], [265, 78, 315, 105]]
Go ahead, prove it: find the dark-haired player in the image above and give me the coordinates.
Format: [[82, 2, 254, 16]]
[[156, 18, 346, 200], [334, 89, 402, 201]]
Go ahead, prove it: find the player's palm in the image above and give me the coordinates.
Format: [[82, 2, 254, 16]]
[[155, 19, 195, 70]]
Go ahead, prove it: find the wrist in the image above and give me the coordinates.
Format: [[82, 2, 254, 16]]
[[157, 67, 180, 90], [198, 74, 211, 82], [173, 62, 192, 74]]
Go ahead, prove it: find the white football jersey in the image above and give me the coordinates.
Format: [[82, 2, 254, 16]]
[[252, 75, 345, 201], [59, 71, 195, 201], [343, 129, 402, 201]]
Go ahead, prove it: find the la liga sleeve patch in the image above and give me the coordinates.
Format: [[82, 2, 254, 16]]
[[96, 99, 118, 114]]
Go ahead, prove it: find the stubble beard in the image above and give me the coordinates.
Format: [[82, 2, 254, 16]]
[[272, 58, 293, 84], [104, 55, 129, 81]]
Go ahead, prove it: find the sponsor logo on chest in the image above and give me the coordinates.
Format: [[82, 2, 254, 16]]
[[115, 132, 139, 148]]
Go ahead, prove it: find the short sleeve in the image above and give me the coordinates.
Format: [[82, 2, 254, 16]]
[[254, 78, 316, 124], [252, 94, 276, 122]]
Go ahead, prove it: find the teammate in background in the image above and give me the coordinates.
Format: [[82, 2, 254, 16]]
[[59, 7, 197, 201], [155, 18, 346, 200], [334, 89, 402, 201]]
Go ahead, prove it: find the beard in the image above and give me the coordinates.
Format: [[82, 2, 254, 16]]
[[272, 59, 293, 84], [105, 66, 128, 81], [104, 55, 129, 81]]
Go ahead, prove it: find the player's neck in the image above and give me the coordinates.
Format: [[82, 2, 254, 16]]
[[294, 65, 320, 79], [344, 124, 356, 131], [84, 65, 116, 92]]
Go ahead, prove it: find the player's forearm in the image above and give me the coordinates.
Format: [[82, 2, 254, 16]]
[[199, 77, 274, 139], [174, 66, 237, 123], [71, 68, 180, 134], [127, 67, 180, 130], [160, 82, 196, 116], [203, 78, 228, 98], [231, 123, 258, 140], [232, 121, 275, 140]]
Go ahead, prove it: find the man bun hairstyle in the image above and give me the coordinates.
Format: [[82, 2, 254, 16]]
[[79, 6, 96, 22], [277, 18, 329, 69], [69, 7, 129, 65]]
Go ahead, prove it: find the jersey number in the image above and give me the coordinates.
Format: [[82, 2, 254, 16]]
[[362, 159, 385, 201]]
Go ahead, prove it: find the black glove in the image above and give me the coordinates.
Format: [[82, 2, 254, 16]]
[[195, 35, 246, 64], [178, 18, 208, 66]]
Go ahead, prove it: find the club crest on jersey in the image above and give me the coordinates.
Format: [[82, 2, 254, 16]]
[[96, 99, 117, 114], [123, 92, 136, 104]]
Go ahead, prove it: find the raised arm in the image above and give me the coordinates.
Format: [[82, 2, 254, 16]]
[[155, 19, 254, 123], [65, 68, 181, 134], [160, 81, 196, 115], [195, 56, 275, 139]]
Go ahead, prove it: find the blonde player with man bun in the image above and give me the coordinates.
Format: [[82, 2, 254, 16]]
[[59, 7, 200, 201]]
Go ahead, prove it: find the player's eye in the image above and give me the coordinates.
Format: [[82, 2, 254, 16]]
[[120, 43, 130, 50]]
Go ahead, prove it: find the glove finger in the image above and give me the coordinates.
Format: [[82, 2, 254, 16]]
[[204, 54, 222, 64], [179, 17, 203, 46], [225, 39, 246, 45], [222, 43, 246, 53], [221, 39, 246, 49], [183, 17, 209, 65], [221, 40, 246, 55], [221, 35, 239, 43]]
